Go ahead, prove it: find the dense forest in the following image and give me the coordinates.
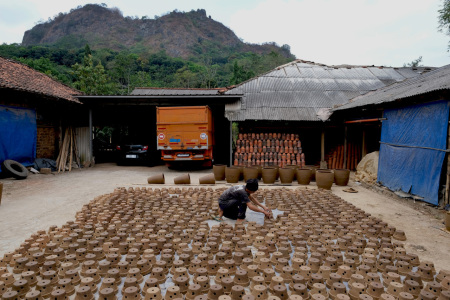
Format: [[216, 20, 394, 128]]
[[0, 5, 295, 94]]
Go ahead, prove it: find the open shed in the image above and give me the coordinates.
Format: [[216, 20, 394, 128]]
[[332, 64, 450, 206], [0, 56, 84, 171]]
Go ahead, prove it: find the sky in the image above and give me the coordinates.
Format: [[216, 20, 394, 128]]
[[0, 0, 449, 67]]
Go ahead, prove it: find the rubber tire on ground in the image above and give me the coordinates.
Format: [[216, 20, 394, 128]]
[[1, 160, 28, 180]]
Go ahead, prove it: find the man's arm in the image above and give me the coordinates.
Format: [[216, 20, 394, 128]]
[[247, 202, 271, 218], [249, 194, 269, 211]]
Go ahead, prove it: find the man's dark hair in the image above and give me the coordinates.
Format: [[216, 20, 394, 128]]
[[246, 178, 259, 191]]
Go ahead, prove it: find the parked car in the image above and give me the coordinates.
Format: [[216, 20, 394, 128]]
[[116, 144, 151, 165]]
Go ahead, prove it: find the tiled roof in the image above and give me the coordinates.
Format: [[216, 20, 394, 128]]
[[224, 59, 430, 121], [0, 56, 82, 104], [332, 64, 450, 111]]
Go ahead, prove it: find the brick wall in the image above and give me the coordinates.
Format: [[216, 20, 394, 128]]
[[36, 126, 57, 159]]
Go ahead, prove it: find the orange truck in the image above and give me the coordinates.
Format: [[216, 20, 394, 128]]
[[156, 106, 214, 166]]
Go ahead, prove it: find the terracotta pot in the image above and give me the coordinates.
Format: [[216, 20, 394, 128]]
[[334, 169, 350, 186], [285, 164, 298, 180], [147, 174, 165, 184], [297, 168, 312, 185], [199, 174, 215, 185], [213, 165, 226, 181], [174, 174, 190, 185], [445, 212, 450, 231], [244, 167, 259, 182], [251, 165, 263, 179], [315, 169, 334, 190], [225, 167, 241, 183], [305, 165, 317, 181], [262, 167, 278, 184], [279, 167, 295, 184]]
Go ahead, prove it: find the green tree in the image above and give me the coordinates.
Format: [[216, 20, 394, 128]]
[[72, 54, 114, 94], [403, 56, 423, 67], [230, 61, 255, 85], [438, 0, 450, 50], [112, 51, 139, 94]]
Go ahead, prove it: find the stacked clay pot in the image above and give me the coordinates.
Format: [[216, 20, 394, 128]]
[[0, 187, 447, 300], [234, 132, 305, 168]]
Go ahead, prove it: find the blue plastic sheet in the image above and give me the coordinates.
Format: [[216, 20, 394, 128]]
[[0, 105, 37, 172], [378, 100, 450, 205]]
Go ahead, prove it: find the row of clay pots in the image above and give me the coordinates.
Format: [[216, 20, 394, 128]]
[[238, 133, 300, 141], [147, 174, 217, 185], [235, 145, 303, 154], [213, 165, 350, 188]]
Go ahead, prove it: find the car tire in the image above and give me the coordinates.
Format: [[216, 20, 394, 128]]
[[1, 160, 28, 180]]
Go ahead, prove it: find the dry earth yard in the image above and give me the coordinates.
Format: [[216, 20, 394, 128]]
[[0, 163, 449, 300], [0, 163, 448, 272]]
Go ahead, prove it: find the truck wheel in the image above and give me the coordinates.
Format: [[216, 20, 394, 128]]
[[1, 160, 28, 180]]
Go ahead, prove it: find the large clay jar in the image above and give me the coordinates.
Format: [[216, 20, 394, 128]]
[[147, 173, 165, 184], [199, 174, 216, 185], [244, 167, 259, 182], [279, 167, 295, 184], [297, 168, 312, 185], [0, 182, 3, 204], [262, 167, 278, 184], [251, 165, 263, 180], [213, 164, 226, 181], [225, 167, 241, 183], [334, 169, 350, 186], [285, 164, 298, 180], [174, 174, 190, 185], [305, 165, 317, 181], [445, 212, 450, 231], [315, 169, 334, 190]]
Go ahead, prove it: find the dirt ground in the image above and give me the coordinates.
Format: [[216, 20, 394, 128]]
[[0, 163, 449, 272]]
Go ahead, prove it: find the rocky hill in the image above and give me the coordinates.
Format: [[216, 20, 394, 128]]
[[22, 4, 294, 59]]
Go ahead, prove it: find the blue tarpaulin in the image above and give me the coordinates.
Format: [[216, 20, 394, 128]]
[[0, 105, 37, 172], [378, 100, 450, 205]]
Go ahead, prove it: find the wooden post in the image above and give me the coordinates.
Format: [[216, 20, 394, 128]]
[[445, 120, 450, 205], [362, 127, 367, 158], [229, 121, 233, 167], [343, 125, 348, 169], [320, 128, 327, 168], [89, 109, 93, 164]]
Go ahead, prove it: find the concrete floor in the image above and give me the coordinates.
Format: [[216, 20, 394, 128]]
[[0, 163, 449, 272]]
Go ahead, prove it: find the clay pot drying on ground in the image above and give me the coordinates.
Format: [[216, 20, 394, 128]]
[[225, 167, 241, 183], [199, 174, 215, 185], [174, 174, 190, 185], [334, 169, 350, 186], [445, 212, 450, 231], [147, 174, 165, 184], [244, 167, 259, 182], [262, 167, 278, 184], [213, 165, 226, 181], [279, 167, 295, 184], [305, 165, 317, 181], [315, 169, 334, 190], [297, 168, 312, 185]]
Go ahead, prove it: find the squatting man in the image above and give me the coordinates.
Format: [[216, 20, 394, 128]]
[[213, 179, 272, 223]]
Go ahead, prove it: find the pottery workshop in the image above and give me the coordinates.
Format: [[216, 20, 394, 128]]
[[1, 58, 450, 300]]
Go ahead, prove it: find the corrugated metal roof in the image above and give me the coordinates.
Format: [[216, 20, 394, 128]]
[[224, 59, 428, 121], [131, 87, 237, 96], [333, 65, 446, 111]]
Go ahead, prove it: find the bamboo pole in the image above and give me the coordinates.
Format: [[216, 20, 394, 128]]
[[69, 128, 74, 172]]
